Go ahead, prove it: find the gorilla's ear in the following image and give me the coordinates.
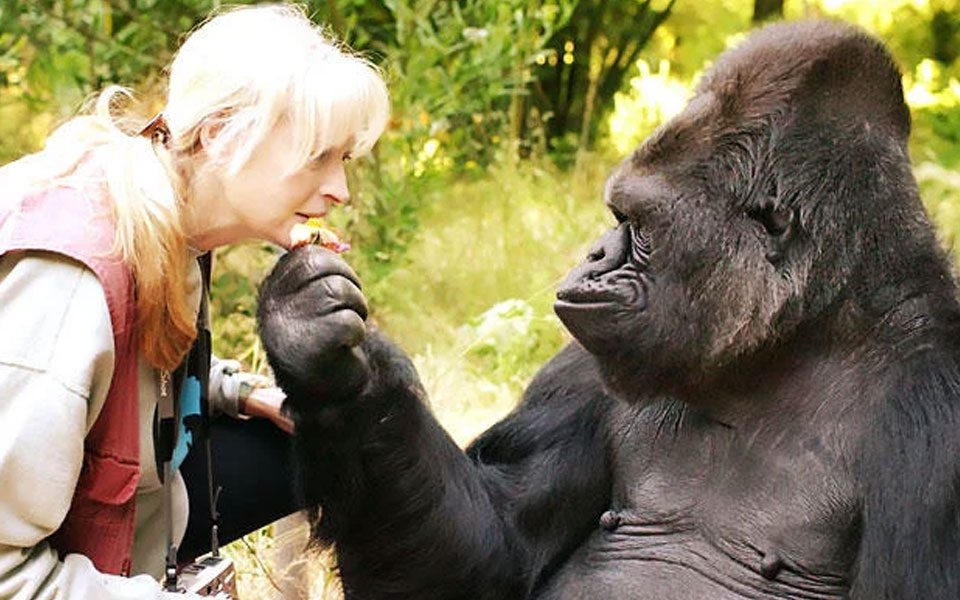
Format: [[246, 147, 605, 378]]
[[748, 178, 796, 265], [798, 34, 911, 141]]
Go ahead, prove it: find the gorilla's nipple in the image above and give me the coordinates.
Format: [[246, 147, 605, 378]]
[[760, 549, 783, 580], [599, 510, 621, 531]]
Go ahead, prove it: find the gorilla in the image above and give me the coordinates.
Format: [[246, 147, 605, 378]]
[[258, 20, 960, 600]]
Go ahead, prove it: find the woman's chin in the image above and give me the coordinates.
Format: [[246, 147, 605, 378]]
[[254, 221, 294, 249]]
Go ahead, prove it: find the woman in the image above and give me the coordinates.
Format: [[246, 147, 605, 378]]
[[0, 5, 388, 598]]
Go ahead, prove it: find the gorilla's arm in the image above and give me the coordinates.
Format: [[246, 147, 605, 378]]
[[850, 345, 960, 599], [259, 248, 613, 599], [298, 337, 611, 600]]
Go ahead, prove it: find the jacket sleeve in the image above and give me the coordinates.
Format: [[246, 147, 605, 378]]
[[0, 251, 199, 600], [208, 356, 272, 419]]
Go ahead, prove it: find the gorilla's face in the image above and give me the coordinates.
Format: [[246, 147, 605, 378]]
[[556, 120, 801, 394], [555, 22, 915, 398]]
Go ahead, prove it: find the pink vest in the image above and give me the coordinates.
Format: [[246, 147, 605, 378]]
[[0, 182, 140, 576]]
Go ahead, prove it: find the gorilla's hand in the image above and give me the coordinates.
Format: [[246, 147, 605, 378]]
[[257, 245, 370, 405]]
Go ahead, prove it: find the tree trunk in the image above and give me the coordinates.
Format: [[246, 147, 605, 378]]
[[753, 0, 784, 23], [509, 50, 528, 157], [509, 91, 528, 157], [537, 0, 674, 147], [572, 0, 602, 148], [931, 8, 960, 64], [577, 38, 602, 160]]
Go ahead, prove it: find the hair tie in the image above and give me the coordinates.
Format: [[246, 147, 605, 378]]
[[139, 113, 171, 146]]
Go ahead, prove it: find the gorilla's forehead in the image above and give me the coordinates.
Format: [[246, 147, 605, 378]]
[[704, 21, 907, 133], [700, 21, 865, 96], [630, 93, 719, 169], [624, 20, 909, 184]]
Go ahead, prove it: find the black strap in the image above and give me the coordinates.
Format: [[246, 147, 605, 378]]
[[196, 253, 220, 556], [162, 253, 218, 589]]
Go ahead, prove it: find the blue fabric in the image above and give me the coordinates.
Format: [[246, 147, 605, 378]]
[[172, 375, 202, 471]]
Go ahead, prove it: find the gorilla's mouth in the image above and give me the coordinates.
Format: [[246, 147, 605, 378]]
[[554, 222, 653, 350], [555, 267, 648, 309], [555, 226, 651, 314]]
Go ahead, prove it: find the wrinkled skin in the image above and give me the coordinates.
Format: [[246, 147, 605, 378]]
[[258, 21, 960, 600]]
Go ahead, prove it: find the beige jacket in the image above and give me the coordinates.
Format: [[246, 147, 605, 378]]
[[0, 251, 206, 600]]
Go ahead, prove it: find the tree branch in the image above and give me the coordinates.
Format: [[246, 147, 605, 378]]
[[41, 8, 164, 67]]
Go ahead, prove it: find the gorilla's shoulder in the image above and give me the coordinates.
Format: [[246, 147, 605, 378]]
[[522, 342, 609, 407], [466, 343, 614, 463], [890, 321, 960, 398]]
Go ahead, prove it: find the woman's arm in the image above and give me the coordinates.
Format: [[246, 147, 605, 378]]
[[0, 251, 199, 599], [209, 357, 292, 433]]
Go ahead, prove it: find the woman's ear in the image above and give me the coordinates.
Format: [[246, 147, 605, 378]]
[[197, 118, 225, 152], [195, 108, 239, 154]]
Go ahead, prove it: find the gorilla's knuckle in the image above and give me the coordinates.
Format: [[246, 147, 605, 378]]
[[324, 310, 367, 347]]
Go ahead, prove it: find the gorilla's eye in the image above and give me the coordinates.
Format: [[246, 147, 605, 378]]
[[764, 178, 778, 199], [750, 203, 792, 236], [748, 179, 792, 237], [611, 207, 629, 224]]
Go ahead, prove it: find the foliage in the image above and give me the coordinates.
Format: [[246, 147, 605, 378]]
[[0, 0, 223, 161], [376, 0, 577, 162], [918, 162, 960, 257], [907, 58, 960, 168], [607, 57, 690, 155], [531, 0, 676, 152], [457, 298, 563, 387], [357, 154, 611, 350]]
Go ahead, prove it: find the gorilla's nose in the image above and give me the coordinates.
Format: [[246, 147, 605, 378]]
[[556, 224, 632, 303], [582, 224, 631, 277]]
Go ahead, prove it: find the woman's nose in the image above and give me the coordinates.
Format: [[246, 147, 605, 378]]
[[323, 164, 350, 205]]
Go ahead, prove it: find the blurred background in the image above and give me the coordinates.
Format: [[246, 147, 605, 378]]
[[1, 0, 958, 597]]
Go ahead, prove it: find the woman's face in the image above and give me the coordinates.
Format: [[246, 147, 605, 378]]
[[217, 120, 353, 249]]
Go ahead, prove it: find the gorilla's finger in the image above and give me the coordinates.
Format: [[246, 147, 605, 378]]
[[298, 246, 362, 287], [310, 275, 369, 321], [260, 308, 366, 388], [272, 245, 361, 292], [280, 275, 368, 323], [305, 308, 367, 349], [280, 345, 371, 411]]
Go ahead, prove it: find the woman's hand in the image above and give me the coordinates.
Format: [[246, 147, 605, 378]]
[[241, 386, 293, 434]]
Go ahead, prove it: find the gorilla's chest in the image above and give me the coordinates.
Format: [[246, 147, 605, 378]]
[[544, 402, 857, 599]]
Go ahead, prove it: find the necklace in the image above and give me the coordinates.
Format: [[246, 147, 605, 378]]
[[160, 368, 170, 400]]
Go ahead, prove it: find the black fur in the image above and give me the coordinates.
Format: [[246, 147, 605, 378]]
[[259, 20, 960, 599]]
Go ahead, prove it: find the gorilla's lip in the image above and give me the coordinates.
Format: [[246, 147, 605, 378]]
[[555, 289, 637, 306], [555, 274, 646, 307], [553, 298, 622, 314]]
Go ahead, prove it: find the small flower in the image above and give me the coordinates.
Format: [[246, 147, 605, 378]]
[[462, 27, 489, 43]]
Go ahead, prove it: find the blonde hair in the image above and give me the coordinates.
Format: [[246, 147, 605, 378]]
[[18, 4, 389, 370]]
